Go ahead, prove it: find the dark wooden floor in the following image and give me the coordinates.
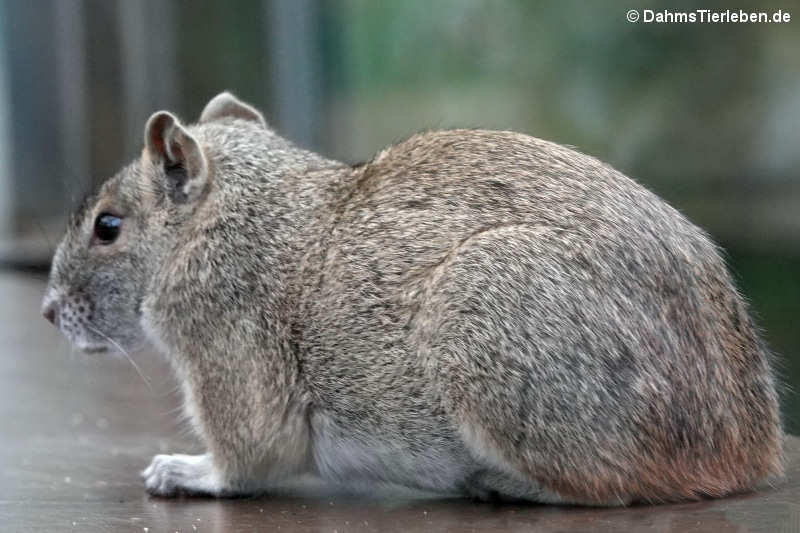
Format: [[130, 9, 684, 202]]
[[1, 272, 798, 533]]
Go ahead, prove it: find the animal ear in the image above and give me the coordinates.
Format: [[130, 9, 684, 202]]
[[199, 91, 266, 126], [144, 111, 209, 204]]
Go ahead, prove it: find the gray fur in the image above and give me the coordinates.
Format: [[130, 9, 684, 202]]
[[41, 92, 783, 505]]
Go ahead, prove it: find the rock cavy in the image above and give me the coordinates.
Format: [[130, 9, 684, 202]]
[[42, 92, 783, 505]]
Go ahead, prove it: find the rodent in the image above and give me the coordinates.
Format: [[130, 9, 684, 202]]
[[41, 92, 783, 505]]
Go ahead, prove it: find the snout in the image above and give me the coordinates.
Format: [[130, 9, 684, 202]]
[[40, 290, 106, 351], [40, 285, 137, 354]]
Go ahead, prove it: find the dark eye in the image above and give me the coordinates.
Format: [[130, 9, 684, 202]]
[[93, 214, 122, 244]]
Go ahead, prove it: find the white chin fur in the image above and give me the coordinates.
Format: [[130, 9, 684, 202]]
[[75, 340, 109, 354]]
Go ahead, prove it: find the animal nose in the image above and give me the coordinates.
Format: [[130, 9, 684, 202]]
[[42, 300, 59, 326]]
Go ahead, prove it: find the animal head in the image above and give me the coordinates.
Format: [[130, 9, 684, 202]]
[[41, 92, 266, 353]]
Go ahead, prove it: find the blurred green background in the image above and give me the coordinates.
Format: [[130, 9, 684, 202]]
[[0, 0, 798, 432]]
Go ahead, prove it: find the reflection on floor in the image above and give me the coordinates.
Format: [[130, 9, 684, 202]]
[[0, 272, 797, 532]]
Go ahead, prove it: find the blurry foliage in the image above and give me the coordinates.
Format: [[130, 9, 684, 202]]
[[325, 0, 795, 189]]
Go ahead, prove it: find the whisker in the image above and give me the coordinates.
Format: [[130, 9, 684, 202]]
[[85, 324, 154, 394], [67, 339, 77, 363], [33, 216, 56, 251]]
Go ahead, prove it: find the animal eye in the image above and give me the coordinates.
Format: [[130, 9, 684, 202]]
[[93, 214, 122, 244]]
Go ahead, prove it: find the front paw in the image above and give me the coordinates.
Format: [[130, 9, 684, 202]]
[[141, 453, 221, 497]]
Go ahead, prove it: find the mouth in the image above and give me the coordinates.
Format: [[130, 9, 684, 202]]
[[77, 342, 110, 354], [83, 346, 109, 354]]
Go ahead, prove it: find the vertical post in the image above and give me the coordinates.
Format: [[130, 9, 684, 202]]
[[53, 0, 88, 211], [264, 0, 321, 150], [119, 0, 177, 157], [0, 1, 12, 240]]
